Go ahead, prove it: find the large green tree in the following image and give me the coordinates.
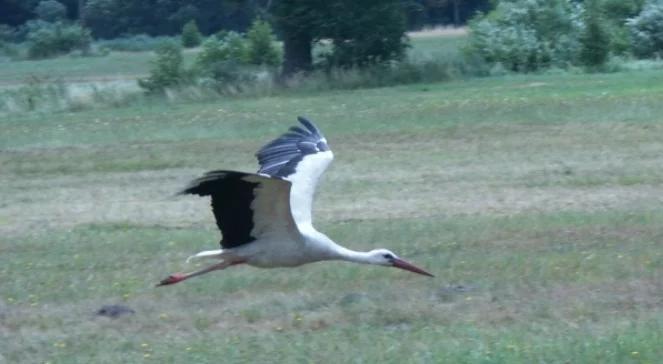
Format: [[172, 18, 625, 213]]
[[321, 0, 407, 68], [271, 0, 408, 77]]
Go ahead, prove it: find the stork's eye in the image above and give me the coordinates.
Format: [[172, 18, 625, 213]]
[[382, 253, 394, 260]]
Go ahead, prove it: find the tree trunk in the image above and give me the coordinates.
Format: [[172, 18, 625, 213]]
[[281, 31, 313, 79], [452, 0, 460, 27], [78, 0, 86, 26]]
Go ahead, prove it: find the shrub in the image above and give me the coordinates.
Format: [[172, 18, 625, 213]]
[[193, 33, 257, 91], [194, 37, 235, 78], [246, 19, 281, 66], [195, 32, 248, 72], [579, 0, 611, 68], [26, 21, 92, 59], [221, 31, 249, 63], [627, 0, 663, 58], [195, 37, 227, 70], [35, 0, 67, 22], [181, 20, 202, 48], [139, 41, 189, 93], [466, 0, 584, 72]]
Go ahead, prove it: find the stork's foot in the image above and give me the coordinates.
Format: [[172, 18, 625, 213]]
[[156, 273, 186, 287], [156, 259, 245, 287]]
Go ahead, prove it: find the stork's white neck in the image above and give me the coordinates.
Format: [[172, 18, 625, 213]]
[[328, 244, 374, 264], [304, 227, 375, 264]]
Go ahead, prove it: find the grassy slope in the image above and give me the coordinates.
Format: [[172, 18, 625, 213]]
[[1, 55, 663, 362]]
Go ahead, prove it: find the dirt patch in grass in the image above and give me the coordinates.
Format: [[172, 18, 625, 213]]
[[2, 165, 662, 237]]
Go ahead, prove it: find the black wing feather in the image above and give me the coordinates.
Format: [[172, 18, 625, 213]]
[[179, 171, 259, 249], [256, 116, 330, 178]]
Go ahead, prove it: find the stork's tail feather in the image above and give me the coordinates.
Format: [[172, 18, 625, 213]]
[[186, 249, 224, 263]]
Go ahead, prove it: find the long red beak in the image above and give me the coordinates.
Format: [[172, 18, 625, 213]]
[[392, 258, 434, 277]]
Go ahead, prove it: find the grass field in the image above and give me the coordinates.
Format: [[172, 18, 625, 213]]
[[0, 49, 201, 86], [1, 36, 663, 363]]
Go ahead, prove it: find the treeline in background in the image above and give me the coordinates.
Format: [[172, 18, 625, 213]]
[[1, 1, 490, 37], [0, 0, 662, 110]]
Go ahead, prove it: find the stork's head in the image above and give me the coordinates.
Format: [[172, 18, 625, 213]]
[[367, 249, 434, 277]]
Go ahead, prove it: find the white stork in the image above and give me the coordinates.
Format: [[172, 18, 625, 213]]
[[158, 117, 433, 286]]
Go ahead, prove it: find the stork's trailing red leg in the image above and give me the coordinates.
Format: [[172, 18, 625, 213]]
[[156, 259, 245, 287]]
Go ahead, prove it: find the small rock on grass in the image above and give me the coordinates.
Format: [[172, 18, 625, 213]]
[[96, 304, 135, 318]]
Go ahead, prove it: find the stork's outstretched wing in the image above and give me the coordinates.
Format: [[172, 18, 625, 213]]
[[179, 171, 298, 248], [256, 117, 334, 226]]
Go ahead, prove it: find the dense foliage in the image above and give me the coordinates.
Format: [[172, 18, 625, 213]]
[[25, 20, 92, 59], [181, 20, 202, 48], [465, 0, 654, 72], [272, 0, 409, 76], [80, 0, 255, 39], [579, 0, 611, 68], [467, 0, 584, 72], [600, 0, 645, 54], [34, 0, 67, 22], [627, 0, 663, 58], [194, 32, 249, 80], [194, 36, 257, 91], [320, 0, 408, 68], [1, 0, 489, 33]]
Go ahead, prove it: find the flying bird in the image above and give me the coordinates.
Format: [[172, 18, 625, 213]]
[[158, 117, 433, 286]]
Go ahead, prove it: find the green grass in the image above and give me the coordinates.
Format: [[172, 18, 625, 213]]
[[0, 49, 199, 86], [1, 213, 661, 362], [1, 35, 663, 363], [2, 69, 663, 150]]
